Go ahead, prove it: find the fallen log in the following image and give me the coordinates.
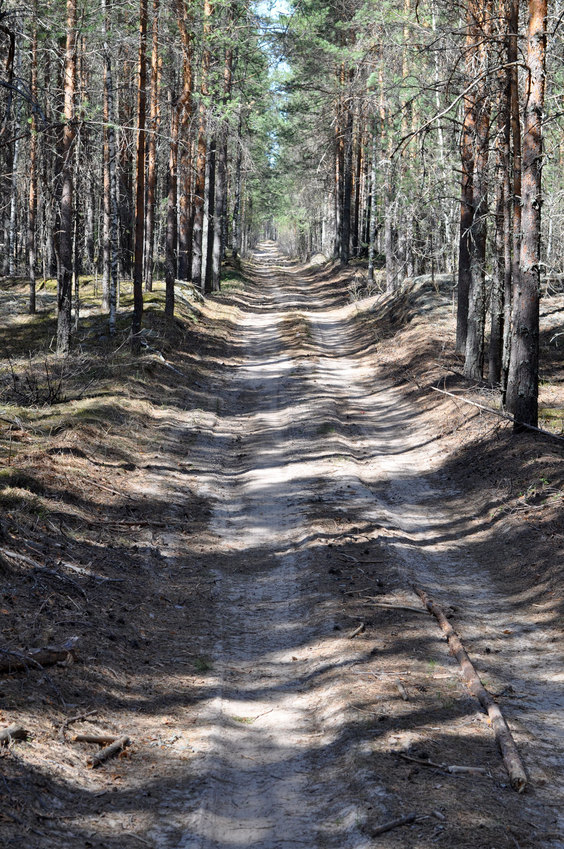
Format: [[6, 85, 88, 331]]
[[0, 724, 28, 745], [415, 586, 527, 793], [87, 735, 130, 768], [0, 638, 78, 674]]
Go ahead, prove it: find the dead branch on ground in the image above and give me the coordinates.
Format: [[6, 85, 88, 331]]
[[368, 812, 417, 837], [415, 586, 527, 792], [86, 735, 130, 768]]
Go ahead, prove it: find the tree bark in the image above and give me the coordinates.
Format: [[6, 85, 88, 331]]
[[204, 136, 216, 294], [464, 1, 492, 380], [28, 0, 38, 315], [506, 0, 547, 428], [165, 92, 180, 325], [176, 0, 194, 281], [212, 33, 233, 290], [367, 130, 378, 283], [8, 23, 21, 278], [131, 0, 148, 347], [232, 112, 243, 258], [489, 44, 511, 387], [102, 0, 119, 335], [192, 0, 212, 291], [56, 0, 77, 355], [340, 108, 353, 264], [502, 0, 522, 399], [456, 43, 475, 354], [144, 0, 160, 292]]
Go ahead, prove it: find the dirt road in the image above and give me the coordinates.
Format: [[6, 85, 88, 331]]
[[147, 244, 562, 848], [2, 244, 562, 848]]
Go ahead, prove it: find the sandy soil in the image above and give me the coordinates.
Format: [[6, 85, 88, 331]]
[[0, 244, 562, 848]]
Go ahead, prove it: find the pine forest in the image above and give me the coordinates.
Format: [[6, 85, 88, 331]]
[[0, 1, 563, 845]]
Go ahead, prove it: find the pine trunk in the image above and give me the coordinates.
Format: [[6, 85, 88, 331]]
[[56, 0, 77, 355], [204, 137, 216, 294], [232, 113, 243, 258], [506, 0, 547, 428], [192, 0, 212, 291], [176, 0, 193, 281], [464, 1, 491, 380], [28, 0, 38, 314], [456, 85, 475, 354], [367, 130, 378, 283], [145, 0, 160, 292], [502, 0, 522, 397], [165, 94, 179, 324], [131, 0, 148, 345]]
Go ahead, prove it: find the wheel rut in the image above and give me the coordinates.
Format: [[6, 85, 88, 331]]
[[149, 243, 563, 849]]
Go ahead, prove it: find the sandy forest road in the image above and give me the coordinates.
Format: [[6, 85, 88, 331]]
[[145, 242, 562, 848]]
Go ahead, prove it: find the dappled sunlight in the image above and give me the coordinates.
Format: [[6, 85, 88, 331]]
[[1, 245, 562, 847]]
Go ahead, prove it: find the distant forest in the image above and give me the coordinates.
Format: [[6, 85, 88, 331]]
[[0, 0, 560, 427]]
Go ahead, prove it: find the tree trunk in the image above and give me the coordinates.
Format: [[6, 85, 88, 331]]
[[102, 27, 111, 312], [176, 0, 193, 281], [502, 0, 522, 399], [232, 113, 243, 258], [8, 24, 21, 278], [0, 16, 15, 276], [165, 92, 179, 325], [464, 1, 491, 381], [192, 0, 212, 291], [56, 0, 77, 355], [131, 0, 148, 346], [340, 109, 353, 264], [28, 0, 38, 315], [204, 137, 216, 294], [456, 76, 475, 354], [145, 0, 160, 292], [212, 34, 233, 290], [367, 130, 378, 283], [352, 126, 362, 256], [506, 0, 547, 428], [489, 56, 511, 387], [102, 0, 119, 335]]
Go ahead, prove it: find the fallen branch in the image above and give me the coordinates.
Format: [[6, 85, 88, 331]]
[[349, 622, 366, 639], [430, 386, 564, 444], [415, 586, 527, 793], [73, 474, 132, 500], [58, 710, 98, 741], [87, 735, 130, 768], [0, 724, 28, 745], [368, 812, 417, 837], [398, 752, 488, 775], [361, 598, 428, 615], [75, 733, 119, 745], [0, 547, 87, 598], [0, 638, 79, 674], [58, 562, 123, 583]]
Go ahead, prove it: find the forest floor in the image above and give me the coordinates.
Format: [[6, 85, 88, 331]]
[[0, 244, 563, 848]]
